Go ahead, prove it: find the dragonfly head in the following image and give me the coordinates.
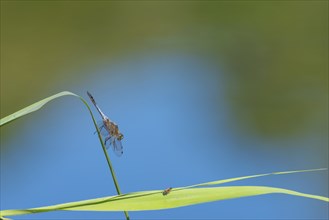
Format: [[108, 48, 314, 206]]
[[118, 133, 124, 140]]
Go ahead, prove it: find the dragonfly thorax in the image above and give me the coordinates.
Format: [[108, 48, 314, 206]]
[[104, 119, 124, 140]]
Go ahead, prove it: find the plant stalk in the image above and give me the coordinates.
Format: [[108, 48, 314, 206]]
[[82, 98, 130, 220]]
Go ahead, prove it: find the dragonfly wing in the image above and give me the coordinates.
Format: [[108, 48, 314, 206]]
[[97, 121, 109, 137], [112, 138, 123, 156], [104, 136, 115, 150]]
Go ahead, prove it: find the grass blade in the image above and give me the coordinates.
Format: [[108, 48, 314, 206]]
[[184, 168, 327, 188], [1, 169, 328, 217], [0, 91, 78, 126], [0, 91, 129, 219], [1, 185, 328, 217]]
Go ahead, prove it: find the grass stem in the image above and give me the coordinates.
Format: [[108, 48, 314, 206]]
[[81, 97, 130, 220]]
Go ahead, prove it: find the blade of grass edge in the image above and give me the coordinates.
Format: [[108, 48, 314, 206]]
[[0, 91, 77, 126], [0, 91, 129, 220], [182, 168, 327, 189], [1, 186, 328, 217]]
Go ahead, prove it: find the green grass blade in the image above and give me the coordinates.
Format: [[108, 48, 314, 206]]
[[0, 91, 78, 126], [0, 91, 129, 219], [1, 185, 328, 217], [184, 168, 327, 188]]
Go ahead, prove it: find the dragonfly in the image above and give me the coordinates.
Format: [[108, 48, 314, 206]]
[[87, 91, 124, 156]]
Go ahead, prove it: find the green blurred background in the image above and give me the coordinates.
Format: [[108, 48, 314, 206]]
[[1, 1, 327, 137]]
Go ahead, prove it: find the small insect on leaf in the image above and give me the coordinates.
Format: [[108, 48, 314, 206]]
[[162, 187, 173, 196]]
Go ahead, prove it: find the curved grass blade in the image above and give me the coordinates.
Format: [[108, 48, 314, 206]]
[[1, 185, 328, 217], [0, 91, 78, 126], [0, 91, 129, 219], [183, 168, 327, 189]]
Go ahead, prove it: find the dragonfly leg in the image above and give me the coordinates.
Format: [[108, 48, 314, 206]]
[[104, 136, 111, 145], [94, 125, 105, 134]]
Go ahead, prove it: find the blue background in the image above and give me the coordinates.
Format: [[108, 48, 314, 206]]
[[1, 1, 328, 219]]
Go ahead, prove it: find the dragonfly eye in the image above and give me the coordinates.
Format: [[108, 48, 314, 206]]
[[118, 133, 124, 140]]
